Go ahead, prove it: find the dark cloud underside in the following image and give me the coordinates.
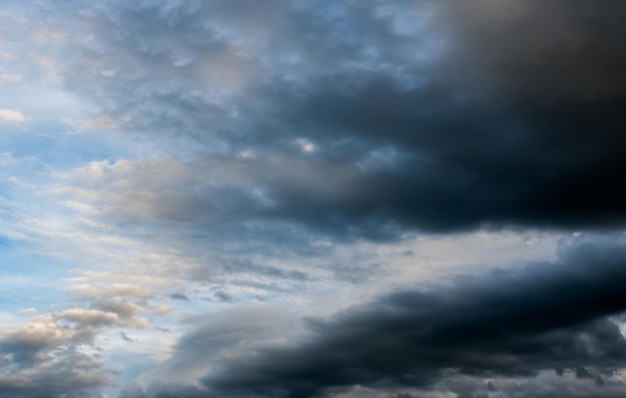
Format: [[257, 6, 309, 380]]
[[50, 0, 626, 239], [126, 236, 626, 398]]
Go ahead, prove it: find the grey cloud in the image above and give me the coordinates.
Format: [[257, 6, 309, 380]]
[[0, 361, 107, 398], [119, 331, 135, 343], [0, 299, 145, 397], [86, 298, 149, 329], [424, 372, 626, 398], [169, 293, 189, 301], [118, 382, 146, 398], [136, 306, 296, 390], [133, 236, 626, 398], [0, 314, 97, 365], [6, 2, 626, 395], [41, 0, 626, 241], [212, 290, 234, 303], [0, 314, 108, 398], [446, 0, 626, 101]]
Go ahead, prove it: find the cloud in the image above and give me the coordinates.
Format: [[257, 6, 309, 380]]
[[212, 290, 234, 303], [446, 0, 626, 101], [137, 306, 297, 389], [119, 331, 135, 343], [18, 308, 37, 316], [169, 293, 188, 301], [28, 0, 622, 242], [60, 305, 149, 329], [405, 372, 626, 398], [0, 108, 27, 123], [69, 282, 156, 301], [61, 308, 120, 326], [0, 313, 108, 398], [118, 382, 145, 398], [132, 236, 626, 397], [1, 1, 626, 397]]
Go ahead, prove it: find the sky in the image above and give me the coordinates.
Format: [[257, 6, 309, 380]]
[[1, 1, 626, 397]]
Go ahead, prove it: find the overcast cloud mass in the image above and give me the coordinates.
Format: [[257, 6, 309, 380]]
[[1, 1, 626, 397]]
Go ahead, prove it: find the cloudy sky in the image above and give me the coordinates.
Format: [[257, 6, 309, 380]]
[[1, 1, 626, 397]]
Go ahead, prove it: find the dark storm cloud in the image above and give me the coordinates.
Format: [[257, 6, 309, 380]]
[[447, 0, 626, 101], [133, 236, 626, 398], [262, 0, 626, 235], [49, 0, 626, 239]]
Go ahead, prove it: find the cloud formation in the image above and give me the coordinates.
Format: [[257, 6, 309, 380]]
[[29, 0, 621, 242], [1, 1, 626, 397], [0, 108, 27, 123], [130, 236, 626, 398], [0, 313, 108, 398]]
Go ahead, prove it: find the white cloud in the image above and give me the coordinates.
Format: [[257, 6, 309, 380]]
[[18, 308, 38, 316], [61, 308, 120, 326], [295, 138, 317, 153], [0, 108, 27, 123]]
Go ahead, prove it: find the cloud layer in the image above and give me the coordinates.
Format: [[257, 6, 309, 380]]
[[48, 0, 626, 239], [126, 236, 626, 398], [1, 1, 626, 397]]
